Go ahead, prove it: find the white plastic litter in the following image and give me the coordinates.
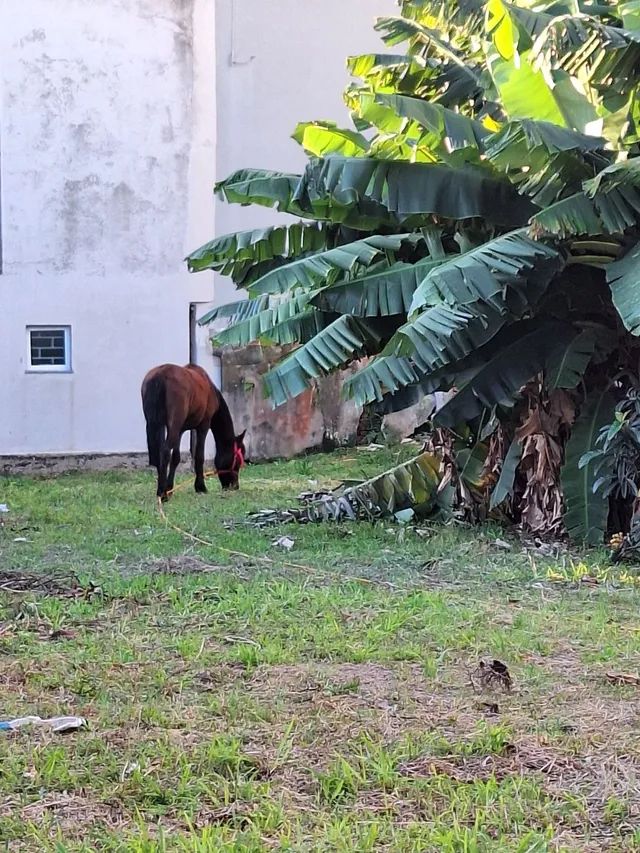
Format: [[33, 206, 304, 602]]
[[0, 715, 87, 734], [273, 535, 295, 551]]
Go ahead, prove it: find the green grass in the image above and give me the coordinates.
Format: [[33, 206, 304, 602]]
[[1, 449, 640, 851]]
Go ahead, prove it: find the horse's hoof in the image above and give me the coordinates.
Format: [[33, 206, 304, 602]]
[[195, 483, 208, 494], [160, 493, 170, 503]]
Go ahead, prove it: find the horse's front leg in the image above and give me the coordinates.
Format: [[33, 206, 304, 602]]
[[194, 426, 208, 493]]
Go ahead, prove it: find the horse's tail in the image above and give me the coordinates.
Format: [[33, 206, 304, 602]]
[[142, 375, 166, 467]]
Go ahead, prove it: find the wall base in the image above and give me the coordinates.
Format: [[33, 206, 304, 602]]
[[0, 452, 190, 477]]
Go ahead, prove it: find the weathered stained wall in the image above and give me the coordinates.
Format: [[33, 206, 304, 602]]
[[220, 345, 363, 460], [220, 344, 442, 461], [3, 0, 196, 277], [1, 0, 216, 455], [1, 0, 398, 460]]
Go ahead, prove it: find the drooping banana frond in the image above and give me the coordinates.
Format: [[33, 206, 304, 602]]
[[362, 354, 483, 412], [186, 222, 335, 278], [210, 294, 326, 348], [214, 167, 396, 230], [434, 320, 577, 427], [347, 45, 486, 115], [375, 15, 480, 70], [485, 119, 606, 166], [401, 0, 486, 48], [215, 169, 301, 210], [354, 93, 489, 162], [347, 52, 427, 92], [339, 232, 566, 405], [585, 156, 640, 193], [200, 236, 433, 341], [344, 301, 509, 404], [390, 301, 511, 370], [199, 292, 336, 349], [247, 233, 425, 296], [533, 15, 640, 96], [344, 354, 425, 405], [294, 157, 536, 226], [606, 241, 640, 335], [410, 230, 565, 314], [529, 192, 608, 239], [262, 315, 397, 406], [518, 152, 600, 208], [484, 119, 608, 203], [292, 122, 370, 158], [562, 389, 616, 543], [531, 158, 640, 238], [198, 295, 271, 328], [350, 259, 582, 410], [310, 256, 447, 317]]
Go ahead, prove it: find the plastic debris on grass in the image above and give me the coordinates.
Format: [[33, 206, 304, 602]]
[[0, 715, 87, 734]]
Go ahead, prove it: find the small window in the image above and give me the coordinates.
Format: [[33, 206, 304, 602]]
[[27, 326, 72, 372]]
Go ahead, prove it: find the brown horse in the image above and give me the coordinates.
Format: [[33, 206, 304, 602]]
[[141, 363, 246, 500]]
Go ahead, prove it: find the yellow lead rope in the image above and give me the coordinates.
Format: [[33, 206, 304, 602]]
[[155, 481, 395, 588]]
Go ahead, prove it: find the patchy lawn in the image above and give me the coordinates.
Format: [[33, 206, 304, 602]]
[[1, 449, 640, 851]]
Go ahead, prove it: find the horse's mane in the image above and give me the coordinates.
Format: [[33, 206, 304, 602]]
[[211, 387, 235, 445]]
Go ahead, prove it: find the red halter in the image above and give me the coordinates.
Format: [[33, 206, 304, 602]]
[[232, 443, 245, 471], [217, 442, 245, 476]]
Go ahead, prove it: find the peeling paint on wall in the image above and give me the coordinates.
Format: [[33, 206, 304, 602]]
[[1, 0, 212, 455], [1, 0, 396, 458], [3, 0, 197, 276]]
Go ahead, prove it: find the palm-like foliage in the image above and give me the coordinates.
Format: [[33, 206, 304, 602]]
[[188, 0, 640, 544]]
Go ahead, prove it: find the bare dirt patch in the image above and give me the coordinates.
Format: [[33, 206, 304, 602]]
[[0, 570, 86, 597], [0, 792, 124, 839], [241, 658, 640, 849]]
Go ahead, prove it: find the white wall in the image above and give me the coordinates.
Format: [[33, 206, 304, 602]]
[[194, 0, 396, 459], [1, 0, 215, 454], [210, 0, 397, 306], [1, 0, 396, 456]]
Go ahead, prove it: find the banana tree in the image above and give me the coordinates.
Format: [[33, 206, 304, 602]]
[[188, 0, 640, 544]]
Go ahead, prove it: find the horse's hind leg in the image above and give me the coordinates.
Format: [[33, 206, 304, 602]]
[[166, 443, 182, 495], [194, 425, 208, 493], [161, 425, 183, 499], [157, 439, 171, 500]]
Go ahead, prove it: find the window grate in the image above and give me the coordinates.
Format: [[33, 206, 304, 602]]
[[27, 326, 71, 372]]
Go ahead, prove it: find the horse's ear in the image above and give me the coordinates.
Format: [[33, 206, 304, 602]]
[[236, 429, 247, 443]]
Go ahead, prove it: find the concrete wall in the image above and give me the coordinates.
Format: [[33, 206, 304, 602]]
[[210, 0, 396, 306], [200, 0, 397, 461], [2, 0, 396, 460], [1, 0, 216, 455], [220, 345, 364, 461]]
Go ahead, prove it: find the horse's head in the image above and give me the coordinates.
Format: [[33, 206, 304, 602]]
[[217, 429, 246, 490]]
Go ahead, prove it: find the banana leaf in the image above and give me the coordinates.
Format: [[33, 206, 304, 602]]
[[561, 389, 616, 544]]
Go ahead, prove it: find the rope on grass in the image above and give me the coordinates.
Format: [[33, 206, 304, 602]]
[[155, 480, 399, 590]]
